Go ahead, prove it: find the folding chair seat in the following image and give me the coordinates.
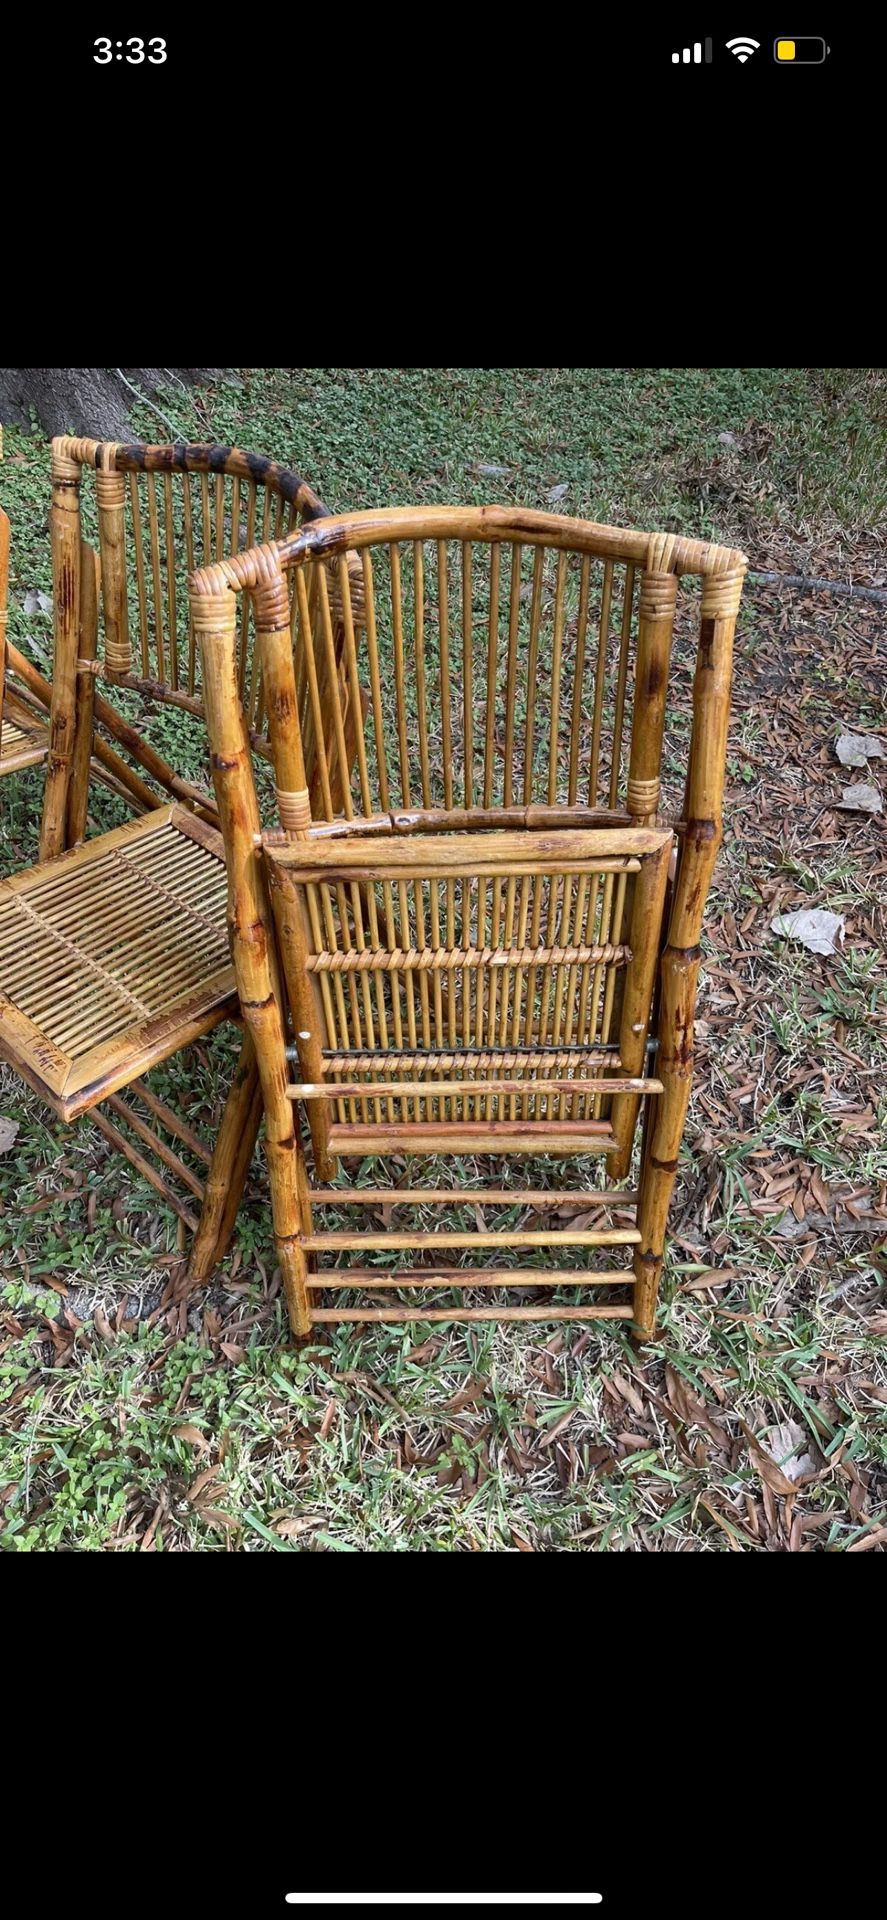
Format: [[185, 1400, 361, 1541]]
[[191, 505, 747, 1342], [0, 440, 362, 1280], [0, 805, 234, 1120]]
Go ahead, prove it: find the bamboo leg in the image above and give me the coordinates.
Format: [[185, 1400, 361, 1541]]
[[194, 581, 311, 1339], [608, 561, 678, 1156], [39, 443, 82, 859], [256, 571, 336, 1178], [606, 838, 672, 1179], [633, 563, 745, 1339], [66, 542, 101, 845], [183, 1028, 262, 1286], [211, 1077, 264, 1266], [633, 950, 698, 1339]]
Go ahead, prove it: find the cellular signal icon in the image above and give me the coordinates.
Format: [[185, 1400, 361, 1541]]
[[726, 36, 761, 60], [672, 39, 713, 62]]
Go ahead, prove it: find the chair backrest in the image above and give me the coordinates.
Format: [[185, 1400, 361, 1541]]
[[38, 439, 350, 860], [291, 514, 653, 821], [192, 506, 746, 837], [189, 507, 746, 1169]]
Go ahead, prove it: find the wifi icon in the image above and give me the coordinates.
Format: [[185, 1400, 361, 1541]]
[[726, 36, 760, 61]]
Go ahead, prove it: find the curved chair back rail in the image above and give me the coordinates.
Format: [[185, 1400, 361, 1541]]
[[189, 509, 747, 1342]]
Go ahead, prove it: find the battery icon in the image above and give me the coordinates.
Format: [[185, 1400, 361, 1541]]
[[775, 37, 830, 61]]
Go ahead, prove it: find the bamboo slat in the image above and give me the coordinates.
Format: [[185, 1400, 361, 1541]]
[[308, 1188, 637, 1207], [306, 1270, 631, 1287], [305, 1227, 640, 1251], [316, 1045, 626, 1071], [326, 1125, 615, 1155], [311, 1305, 634, 1323], [288, 1076, 661, 1101]]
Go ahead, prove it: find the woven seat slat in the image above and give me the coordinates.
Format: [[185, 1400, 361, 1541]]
[[0, 808, 234, 1116]]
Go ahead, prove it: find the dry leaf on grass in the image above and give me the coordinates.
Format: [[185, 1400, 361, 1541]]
[[698, 1495, 744, 1548], [835, 731, 886, 768], [93, 1306, 115, 1343], [197, 1508, 239, 1532], [0, 1118, 19, 1155], [738, 1419, 798, 1497], [540, 1408, 578, 1447], [446, 1378, 488, 1412], [838, 782, 882, 814], [187, 1464, 223, 1506], [605, 1367, 645, 1417], [770, 908, 845, 955], [762, 1420, 817, 1483], [172, 1423, 210, 1452], [665, 1364, 725, 1442], [846, 1526, 887, 1553]]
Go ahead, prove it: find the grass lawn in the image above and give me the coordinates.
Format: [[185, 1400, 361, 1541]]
[[1, 366, 885, 1551]]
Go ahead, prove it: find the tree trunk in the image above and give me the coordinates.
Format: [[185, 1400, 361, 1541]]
[[0, 368, 228, 439]]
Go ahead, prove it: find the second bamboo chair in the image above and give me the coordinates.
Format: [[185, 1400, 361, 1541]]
[[0, 441, 361, 1287], [191, 507, 747, 1341]]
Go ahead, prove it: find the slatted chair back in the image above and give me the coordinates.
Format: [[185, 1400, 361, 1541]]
[[191, 508, 747, 1342], [247, 509, 711, 833], [39, 439, 363, 860]]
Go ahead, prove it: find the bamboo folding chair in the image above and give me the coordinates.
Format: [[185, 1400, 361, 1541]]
[[0, 440, 363, 1287], [191, 506, 747, 1340]]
